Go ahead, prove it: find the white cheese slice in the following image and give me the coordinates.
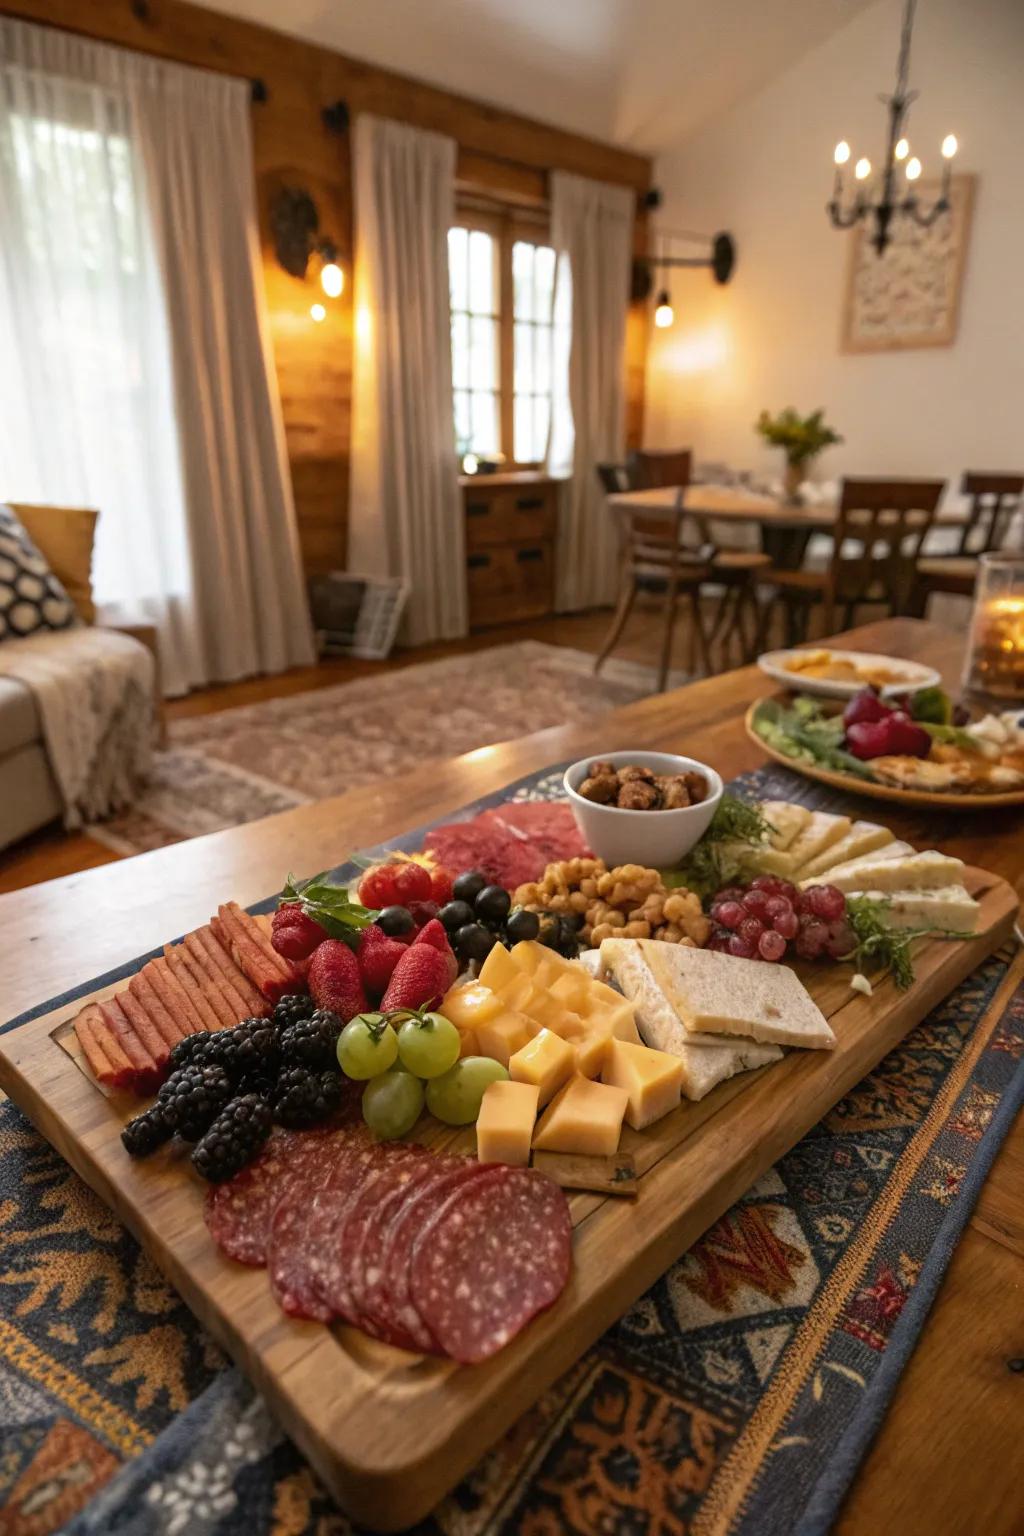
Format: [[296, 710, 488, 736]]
[[859, 885, 980, 932], [760, 800, 812, 851], [821, 848, 964, 895], [780, 811, 851, 874], [797, 820, 895, 879]]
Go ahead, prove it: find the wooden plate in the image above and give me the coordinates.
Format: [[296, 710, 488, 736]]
[[745, 697, 1024, 810]]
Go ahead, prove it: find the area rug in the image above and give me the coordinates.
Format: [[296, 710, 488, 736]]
[[1, 764, 1022, 1536], [88, 643, 673, 856]]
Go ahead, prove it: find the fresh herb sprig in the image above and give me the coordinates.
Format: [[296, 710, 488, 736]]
[[667, 793, 777, 902], [752, 696, 876, 780], [843, 894, 974, 991], [278, 871, 376, 944]]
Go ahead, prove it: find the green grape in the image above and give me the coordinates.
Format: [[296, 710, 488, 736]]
[[362, 1070, 424, 1140], [425, 1056, 508, 1126], [396, 1012, 461, 1079], [337, 1013, 398, 1079]]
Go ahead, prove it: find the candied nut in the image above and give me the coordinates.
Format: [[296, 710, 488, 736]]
[[618, 780, 659, 811], [684, 771, 707, 804], [658, 775, 692, 809], [617, 765, 655, 785], [588, 760, 617, 779], [580, 773, 620, 804]]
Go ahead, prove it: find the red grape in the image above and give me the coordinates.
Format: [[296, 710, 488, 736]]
[[728, 933, 757, 959], [804, 884, 847, 922], [773, 908, 799, 940], [715, 885, 746, 904], [714, 901, 744, 930], [739, 916, 764, 945], [795, 919, 829, 959], [758, 929, 787, 961], [764, 895, 792, 919], [741, 889, 770, 917], [750, 875, 782, 893], [825, 920, 856, 958]]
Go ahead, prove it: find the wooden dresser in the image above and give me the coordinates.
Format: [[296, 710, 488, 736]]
[[460, 472, 559, 629]]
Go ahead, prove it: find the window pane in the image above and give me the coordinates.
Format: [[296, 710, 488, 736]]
[[512, 240, 533, 319], [533, 245, 555, 321], [514, 321, 533, 392], [454, 389, 471, 451], [514, 394, 533, 464], [533, 396, 550, 460], [470, 315, 498, 389], [468, 230, 495, 314], [471, 391, 499, 455], [447, 227, 468, 312], [450, 313, 470, 389], [533, 323, 551, 388]]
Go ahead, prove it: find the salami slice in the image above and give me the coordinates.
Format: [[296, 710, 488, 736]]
[[204, 1127, 338, 1267], [266, 1131, 368, 1319], [319, 1146, 425, 1324], [304, 1140, 387, 1314], [351, 1156, 440, 1345], [409, 1167, 572, 1363]]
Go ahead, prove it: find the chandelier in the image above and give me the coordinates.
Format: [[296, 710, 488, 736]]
[[827, 0, 958, 257]]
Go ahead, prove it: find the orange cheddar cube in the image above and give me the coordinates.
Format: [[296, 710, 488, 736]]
[[476, 1079, 539, 1166], [532, 1073, 628, 1157], [478, 942, 519, 992], [572, 1022, 614, 1079], [440, 981, 504, 1032], [509, 1028, 576, 1107], [601, 1039, 683, 1130], [475, 1007, 533, 1068]]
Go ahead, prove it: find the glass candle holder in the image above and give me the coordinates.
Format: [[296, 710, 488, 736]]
[[962, 554, 1024, 702]]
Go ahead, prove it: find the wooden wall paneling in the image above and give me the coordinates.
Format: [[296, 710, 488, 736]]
[[1, 0, 651, 574]]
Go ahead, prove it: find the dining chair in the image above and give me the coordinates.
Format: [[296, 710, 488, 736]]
[[594, 492, 712, 691], [757, 477, 946, 646], [596, 463, 632, 496], [628, 447, 692, 489], [911, 471, 1024, 615]]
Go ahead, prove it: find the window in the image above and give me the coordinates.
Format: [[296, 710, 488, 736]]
[[448, 213, 557, 467]]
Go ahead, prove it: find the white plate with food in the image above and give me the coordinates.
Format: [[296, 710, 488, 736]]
[[758, 648, 941, 700]]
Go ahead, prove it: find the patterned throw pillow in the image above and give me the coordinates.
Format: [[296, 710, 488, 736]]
[[0, 504, 78, 640]]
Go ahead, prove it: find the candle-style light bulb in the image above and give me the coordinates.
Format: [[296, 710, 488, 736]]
[[653, 291, 674, 329], [320, 262, 344, 298], [894, 137, 909, 161], [905, 156, 922, 181], [941, 134, 958, 159], [310, 302, 326, 323], [834, 140, 851, 166], [854, 157, 871, 181]]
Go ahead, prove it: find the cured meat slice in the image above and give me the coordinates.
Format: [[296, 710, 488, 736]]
[[350, 1155, 440, 1344], [423, 821, 545, 892], [164, 945, 223, 1033], [190, 927, 267, 1019], [373, 1159, 492, 1353], [74, 1005, 134, 1089], [144, 958, 203, 1036], [205, 1127, 341, 1266], [318, 1146, 425, 1325], [409, 1167, 572, 1363], [303, 1138, 387, 1312], [99, 997, 163, 1087], [130, 971, 187, 1046], [479, 801, 591, 864], [267, 1131, 363, 1319]]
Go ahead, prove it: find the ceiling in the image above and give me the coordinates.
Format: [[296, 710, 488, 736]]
[[190, 0, 878, 154]]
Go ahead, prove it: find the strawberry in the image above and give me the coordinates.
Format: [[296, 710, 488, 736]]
[[391, 862, 432, 905], [429, 865, 454, 905], [358, 864, 401, 910], [380, 944, 456, 1013], [356, 924, 407, 999], [412, 918, 452, 958], [271, 903, 326, 961], [308, 939, 369, 1022]]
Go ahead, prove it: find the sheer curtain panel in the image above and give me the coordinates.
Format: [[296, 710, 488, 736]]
[[0, 19, 314, 693], [348, 115, 466, 645], [548, 171, 634, 612]]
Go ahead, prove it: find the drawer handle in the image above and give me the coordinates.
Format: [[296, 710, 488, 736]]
[[467, 502, 489, 517], [517, 548, 544, 563], [516, 496, 545, 510], [467, 553, 491, 569]]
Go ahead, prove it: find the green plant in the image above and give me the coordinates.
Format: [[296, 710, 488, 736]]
[[755, 407, 843, 467]]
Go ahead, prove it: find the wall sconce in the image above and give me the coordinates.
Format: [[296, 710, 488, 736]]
[[270, 186, 344, 318], [632, 219, 737, 329]]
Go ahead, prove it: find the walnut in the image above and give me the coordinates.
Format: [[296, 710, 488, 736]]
[[617, 764, 656, 785], [618, 779, 659, 811], [684, 771, 708, 805], [657, 775, 692, 809], [579, 773, 619, 804], [588, 760, 617, 780]]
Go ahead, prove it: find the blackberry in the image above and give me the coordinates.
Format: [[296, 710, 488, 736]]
[[273, 993, 316, 1031], [200, 1019, 279, 1085], [121, 1102, 176, 1158], [191, 1094, 273, 1182], [168, 1032, 215, 1072], [279, 1009, 342, 1070], [157, 1063, 233, 1140], [273, 1066, 344, 1129]]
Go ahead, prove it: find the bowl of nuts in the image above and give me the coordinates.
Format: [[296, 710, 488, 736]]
[[563, 751, 723, 870]]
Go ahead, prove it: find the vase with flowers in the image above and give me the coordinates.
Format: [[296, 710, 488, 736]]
[[755, 407, 842, 502]]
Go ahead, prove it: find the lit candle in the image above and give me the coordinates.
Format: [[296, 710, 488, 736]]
[[941, 132, 957, 201], [966, 596, 1024, 700]]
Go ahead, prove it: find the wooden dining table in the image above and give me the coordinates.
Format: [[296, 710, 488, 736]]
[[0, 615, 1020, 1535]]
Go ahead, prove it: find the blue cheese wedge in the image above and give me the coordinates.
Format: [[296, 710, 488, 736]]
[[862, 885, 980, 932], [797, 820, 894, 879], [760, 800, 812, 851], [821, 848, 963, 894]]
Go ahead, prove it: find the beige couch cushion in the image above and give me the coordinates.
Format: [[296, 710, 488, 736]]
[[0, 674, 42, 754], [9, 503, 98, 624]]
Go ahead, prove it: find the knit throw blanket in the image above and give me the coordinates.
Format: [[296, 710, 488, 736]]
[[0, 627, 154, 828]]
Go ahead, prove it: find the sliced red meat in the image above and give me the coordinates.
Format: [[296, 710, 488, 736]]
[[304, 1139, 388, 1313], [423, 821, 545, 891], [377, 1159, 494, 1353], [351, 1155, 440, 1345], [318, 1146, 425, 1325], [267, 1128, 380, 1318], [409, 1167, 572, 1363], [204, 1127, 341, 1266], [479, 801, 591, 864]]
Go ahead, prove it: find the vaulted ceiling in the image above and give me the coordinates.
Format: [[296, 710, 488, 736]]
[[190, 0, 878, 153]]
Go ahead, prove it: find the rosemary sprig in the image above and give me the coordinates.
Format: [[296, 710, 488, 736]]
[[843, 894, 974, 991]]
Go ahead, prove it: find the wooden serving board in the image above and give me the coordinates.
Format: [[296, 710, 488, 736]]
[[0, 865, 1016, 1531]]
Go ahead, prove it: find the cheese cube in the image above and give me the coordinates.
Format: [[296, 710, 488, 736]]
[[475, 1007, 533, 1067], [587, 996, 641, 1045], [478, 943, 519, 991], [459, 1028, 478, 1058], [440, 981, 504, 1032], [509, 1028, 575, 1106], [500, 973, 539, 1016], [476, 1080, 539, 1166], [601, 1039, 683, 1131], [549, 970, 588, 1014], [532, 1074, 628, 1157], [572, 1028, 613, 1078]]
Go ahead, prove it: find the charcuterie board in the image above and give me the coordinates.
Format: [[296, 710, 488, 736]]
[[0, 770, 1017, 1532]]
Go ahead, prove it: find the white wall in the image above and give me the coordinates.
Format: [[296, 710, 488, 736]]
[[644, 0, 1024, 492]]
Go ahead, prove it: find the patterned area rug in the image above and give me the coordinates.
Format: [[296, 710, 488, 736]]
[[1, 764, 1021, 1536], [88, 643, 669, 856]]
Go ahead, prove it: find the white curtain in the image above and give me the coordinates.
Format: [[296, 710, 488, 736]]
[[348, 115, 466, 646], [548, 171, 634, 611], [0, 19, 314, 694]]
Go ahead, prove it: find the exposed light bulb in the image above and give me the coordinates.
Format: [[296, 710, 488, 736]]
[[310, 302, 326, 322], [905, 156, 922, 181], [320, 261, 343, 298], [894, 137, 909, 160], [653, 291, 674, 329], [462, 453, 479, 475], [834, 140, 851, 166], [854, 157, 872, 181], [941, 133, 958, 159]]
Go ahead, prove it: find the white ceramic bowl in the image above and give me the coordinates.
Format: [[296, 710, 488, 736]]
[[563, 751, 723, 870]]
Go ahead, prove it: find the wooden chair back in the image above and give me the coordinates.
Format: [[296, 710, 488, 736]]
[[629, 448, 692, 490], [829, 478, 945, 616], [959, 471, 1024, 554], [596, 463, 631, 495], [613, 492, 710, 579]]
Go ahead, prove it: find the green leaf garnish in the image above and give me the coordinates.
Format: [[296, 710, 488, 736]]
[[751, 696, 877, 779], [279, 871, 376, 945], [670, 793, 777, 902], [843, 894, 974, 991]]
